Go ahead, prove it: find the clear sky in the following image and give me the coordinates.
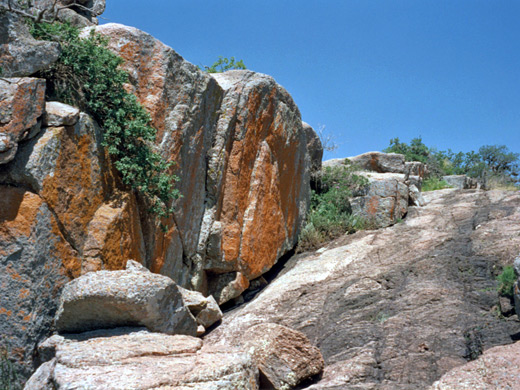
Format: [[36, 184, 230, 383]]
[[101, 1, 519, 160]]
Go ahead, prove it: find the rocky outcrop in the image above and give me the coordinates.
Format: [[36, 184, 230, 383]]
[[1, 18, 314, 385], [350, 172, 410, 228], [25, 328, 259, 390], [54, 261, 198, 336], [207, 189, 520, 389], [0, 78, 46, 164], [442, 175, 478, 190], [429, 341, 520, 389], [0, 12, 61, 78], [88, 23, 310, 301], [348, 151, 406, 173], [323, 152, 426, 228], [303, 121, 323, 173]]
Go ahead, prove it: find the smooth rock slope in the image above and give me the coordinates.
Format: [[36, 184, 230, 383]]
[[206, 189, 520, 389]]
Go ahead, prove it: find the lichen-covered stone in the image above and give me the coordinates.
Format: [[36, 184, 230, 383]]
[[0, 12, 60, 77], [0, 186, 78, 387], [206, 70, 310, 292], [350, 172, 409, 228], [0, 77, 45, 164]]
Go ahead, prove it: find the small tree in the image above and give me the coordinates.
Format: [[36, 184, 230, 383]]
[[202, 56, 246, 73]]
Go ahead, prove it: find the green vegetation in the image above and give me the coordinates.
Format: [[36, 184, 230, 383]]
[[30, 21, 179, 219], [202, 56, 246, 73], [421, 177, 451, 192], [298, 162, 368, 252], [0, 345, 17, 390], [384, 137, 519, 190], [497, 265, 516, 298]]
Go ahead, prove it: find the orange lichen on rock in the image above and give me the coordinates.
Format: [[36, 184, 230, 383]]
[[40, 125, 107, 252], [83, 193, 145, 272]]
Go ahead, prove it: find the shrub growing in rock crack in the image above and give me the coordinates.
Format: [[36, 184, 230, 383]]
[[29, 20, 179, 219], [297, 163, 368, 252]]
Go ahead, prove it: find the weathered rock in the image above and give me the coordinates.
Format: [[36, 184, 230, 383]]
[[178, 287, 223, 329], [206, 189, 520, 389], [442, 175, 478, 190], [242, 323, 324, 389], [0, 186, 78, 387], [26, 328, 259, 390], [42, 101, 80, 127], [429, 341, 520, 389], [303, 121, 323, 173], [409, 184, 426, 207], [90, 23, 311, 294], [0, 113, 146, 273], [2, 22, 313, 384], [513, 280, 520, 319], [0, 11, 60, 77], [89, 23, 223, 288], [348, 151, 406, 173], [498, 296, 514, 316], [405, 161, 428, 178], [205, 70, 310, 297], [0, 77, 46, 164], [350, 172, 409, 228], [54, 264, 198, 336]]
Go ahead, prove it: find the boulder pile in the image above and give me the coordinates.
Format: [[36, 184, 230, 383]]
[[24, 262, 324, 389], [324, 151, 427, 228]]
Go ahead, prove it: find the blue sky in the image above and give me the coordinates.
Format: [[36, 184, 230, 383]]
[[102, 1, 519, 160]]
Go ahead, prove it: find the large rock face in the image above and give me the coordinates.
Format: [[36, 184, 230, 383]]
[[0, 19, 313, 385], [91, 23, 310, 301], [206, 189, 520, 389]]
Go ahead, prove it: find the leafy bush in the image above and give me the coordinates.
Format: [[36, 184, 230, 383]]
[[497, 265, 516, 298], [30, 21, 179, 218], [384, 137, 519, 188], [0, 345, 17, 390], [202, 56, 246, 73], [421, 177, 452, 192], [297, 164, 368, 252]]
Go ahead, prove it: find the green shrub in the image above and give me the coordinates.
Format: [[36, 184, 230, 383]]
[[0, 345, 18, 390], [202, 56, 246, 73], [421, 177, 451, 192], [30, 21, 179, 219], [497, 265, 516, 298], [297, 164, 368, 252]]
